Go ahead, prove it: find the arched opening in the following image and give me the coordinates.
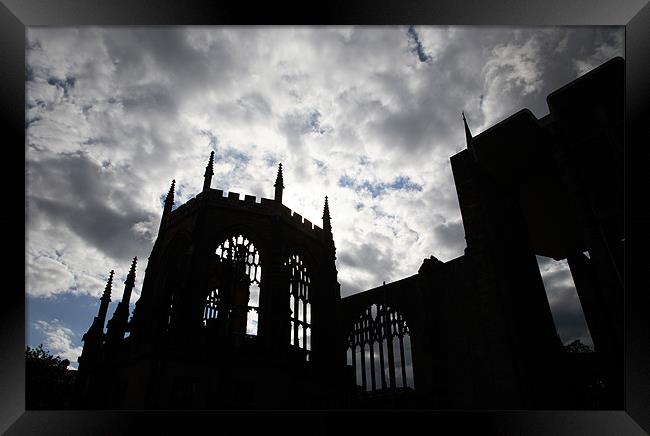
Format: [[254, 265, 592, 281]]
[[203, 234, 262, 336], [346, 304, 414, 392], [286, 254, 311, 361]]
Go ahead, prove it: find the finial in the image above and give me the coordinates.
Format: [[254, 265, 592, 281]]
[[205, 151, 214, 175], [274, 163, 284, 188], [126, 256, 137, 282], [274, 163, 284, 202], [121, 256, 137, 305], [323, 196, 330, 217], [165, 179, 176, 207], [203, 151, 214, 192], [322, 195, 332, 232], [462, 112, 471, 135], [462, 111, 476, 160], [102, 270, 114, 300], [89, 269, 115, 336], [159, 179, 176, 234]]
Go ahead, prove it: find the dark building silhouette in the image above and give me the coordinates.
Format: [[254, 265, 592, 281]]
[[73, 57, 623, 410]]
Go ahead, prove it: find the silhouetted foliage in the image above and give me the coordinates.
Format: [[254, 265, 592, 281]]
[[564, 339, 593, 353], [26, 344, 76, 409]]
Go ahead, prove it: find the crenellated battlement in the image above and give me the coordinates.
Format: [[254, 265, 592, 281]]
[[168, 187, 326, 240], [162, 161, 330, 242]]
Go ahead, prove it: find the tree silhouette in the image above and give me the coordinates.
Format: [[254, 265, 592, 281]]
[[25, 344, 76, 409]]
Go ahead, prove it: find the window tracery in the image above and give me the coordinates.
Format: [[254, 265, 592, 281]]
[[203, 234, 261, 335], [346, 304, 414, 391], [286, 254, 311, 359]]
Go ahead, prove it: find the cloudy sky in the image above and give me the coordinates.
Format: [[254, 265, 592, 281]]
[[25, 26, 623, 367]]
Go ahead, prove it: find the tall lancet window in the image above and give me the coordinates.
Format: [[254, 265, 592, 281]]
[[203, 288, 219, 323], [346, 304, 414, 392], [205, 235, 262, 335], [286, 254, 311, 359]]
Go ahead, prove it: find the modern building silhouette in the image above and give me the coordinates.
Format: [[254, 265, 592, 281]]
[[73, 56, 623, 409]]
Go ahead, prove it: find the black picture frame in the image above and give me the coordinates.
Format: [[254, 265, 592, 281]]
[[2, 1, 649, 434]]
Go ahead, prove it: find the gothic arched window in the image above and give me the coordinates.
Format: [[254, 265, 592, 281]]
[[203, 235, 261, 335], [346, 304, 414, 392], [203, 288, 219, 322], [286, 254, 311, 359]]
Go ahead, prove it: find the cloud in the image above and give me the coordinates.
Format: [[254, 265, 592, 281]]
[[33, 319, 83, 369], [25, 27, 622, 350], [573, 28, 624, 76], [27, 255, 76, 298], [432, 220, 466, 256], [480, 34, 545, 127], [338, 238, 400, 295], [28, 152, 157, 263]]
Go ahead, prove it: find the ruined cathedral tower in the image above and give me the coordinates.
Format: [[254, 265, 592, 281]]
[[73, 57, 623, 410], [75, 157, 349, 409]]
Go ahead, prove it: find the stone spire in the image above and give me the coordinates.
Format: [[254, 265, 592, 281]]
[[79, 269, 114, 370], [322, 195, 332, 233], [164, 179, 176, 214], [122, 256, 137, 305], [159, 179, 175, 234], [106, 257, 137, 345], [203, 151, 214, 192], [97, 270, 114, 324], [462, 111, 477, 161], [274, 163, 284, 203]]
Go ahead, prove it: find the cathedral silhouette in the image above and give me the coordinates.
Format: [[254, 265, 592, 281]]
[[73, 57, 623, 409]]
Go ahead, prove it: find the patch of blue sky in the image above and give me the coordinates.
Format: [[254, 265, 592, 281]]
[[313, 159, 327, 175], [304, 110, 332, 135], [27, 294, 96, 338], [26, 294, 94, 366], [25, 65, 34, 81], [339, 175, 423, 198], [200, 129, 250, 167], [47, 76, 76, 97], [388, 176, 423, 192], [358, 180, 387, 198], [264, 153, 279, 168], [219, 147, 251, 166], [200, 129, 219, 149], [25, 116, 42, 128], [27, 293, 139, 368], [338, 175, 356, 188], [407, 26, 431, 63]]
